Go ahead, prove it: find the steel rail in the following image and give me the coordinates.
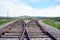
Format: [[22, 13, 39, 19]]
[[35, 20, 57, 40], [20, 20, 31, 40], [0, 19, 23, 37], [0, 19, 57, 40], [20, 29, 25, 40], [0, 20, 18, 37], [24, 27, 31, 40]]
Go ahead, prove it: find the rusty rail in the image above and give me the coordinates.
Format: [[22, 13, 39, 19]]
[[35, 20, 57, 40], [20, 20, 31, 40], [0, 19, 57, 40], [0, 19, 23, 37], [0, 20, 18, 37], [24, 27, 31, 40]]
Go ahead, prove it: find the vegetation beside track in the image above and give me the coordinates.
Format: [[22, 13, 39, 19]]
[[0, 19, 16, 25], [43, 19, 60, 30]]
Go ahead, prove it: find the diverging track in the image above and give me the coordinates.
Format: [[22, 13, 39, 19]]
[[0, 19, 57, 40], [26, 20, 57, 40], [0, 19, 25, 40]]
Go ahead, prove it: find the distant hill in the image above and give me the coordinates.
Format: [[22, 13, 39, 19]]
[[19, 15, 60, 21]]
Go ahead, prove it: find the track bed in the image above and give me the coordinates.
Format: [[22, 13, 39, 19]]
[[0, 20, 23, 40], [0, 20, 57, 40], [27, 21, 50, 38]]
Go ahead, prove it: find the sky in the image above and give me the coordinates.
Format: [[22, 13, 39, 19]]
[[0, 0, 60, 17]]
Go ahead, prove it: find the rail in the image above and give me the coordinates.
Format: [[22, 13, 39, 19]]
[[0, 19, 57, 40]]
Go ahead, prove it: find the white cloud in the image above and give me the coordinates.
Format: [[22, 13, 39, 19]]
[[0, 0, 60, 17], [31, 5, 60, 17], [23, 5, 60, 17], [0, 0, 33, 17]]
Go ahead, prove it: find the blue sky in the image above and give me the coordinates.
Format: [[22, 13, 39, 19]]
[[0, 0, 60, 17], [20, 0, 60, 8], [21, 0, 59, 8]]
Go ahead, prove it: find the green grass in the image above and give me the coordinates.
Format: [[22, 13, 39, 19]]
[[0, 19, 15, 25], [43, 19, 60, 30]]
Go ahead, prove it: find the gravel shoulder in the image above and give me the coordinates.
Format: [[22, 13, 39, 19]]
[[38, 20, 60, 38]]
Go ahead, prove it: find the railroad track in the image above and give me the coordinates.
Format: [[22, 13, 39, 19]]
[[0, 19, 57, 40], [26, 20, 57, 40], [0, 19, 24, 40]]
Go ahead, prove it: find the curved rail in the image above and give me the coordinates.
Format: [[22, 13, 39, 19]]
[[0, 19, 57, 40], [20, 20, 31, 40], [35, 20, 57, 40], [26, 20, 57, 40]]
